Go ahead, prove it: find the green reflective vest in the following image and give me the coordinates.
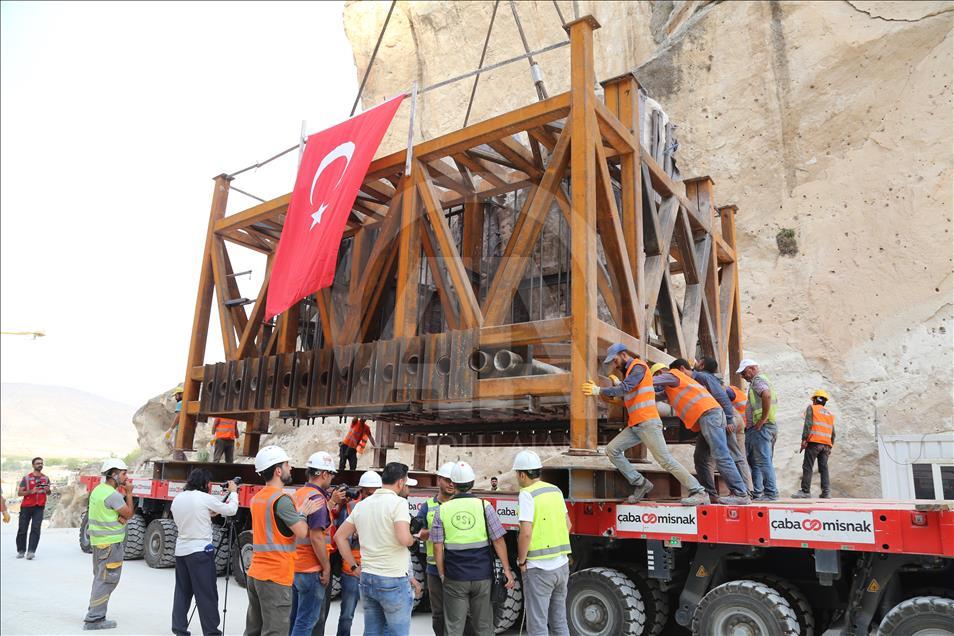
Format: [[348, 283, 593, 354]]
[[88, 483, 126, 547], [440, 497, 489, 551], [424, 497, 440, 565], [748, 374, 778, 423], [522, 480, 571, 561]]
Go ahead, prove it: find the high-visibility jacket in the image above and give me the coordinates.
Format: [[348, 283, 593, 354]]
[[440, 496, 493, 581], [342, 420, 370, 449], [423, 496, 440, 566], [521, 481, 571, 561], [292, 485, 328, 573], [20, 473, 50, 508], [729, 386, 747, 417], [246, 486, 297, 586], [88, 484, 126, 547], [212, 418, 239, 440], [807, 405, 835, 446], [662, 369, 720, 432], [622, 358, 659, 427], [748, 375, 778, 423]]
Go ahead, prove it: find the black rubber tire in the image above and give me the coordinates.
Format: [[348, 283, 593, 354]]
[[691, 579, 799, 636], [79, 512, 92, 554], [568, 567, 646, 636], [143, 518, 177, 569], [751, 574, 815, 636], [232, 530, 253, 589], [410, 549, 428, 612], [330, 573, 342, 600], [123, 514, 146, 560], [493, 558, 523, 634], [877, 595, 954, 635], [620, 567, 671, 636], [211, 524, 230, 576]]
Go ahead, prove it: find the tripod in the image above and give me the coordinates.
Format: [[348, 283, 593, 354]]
[[186, 516, 237, 635]]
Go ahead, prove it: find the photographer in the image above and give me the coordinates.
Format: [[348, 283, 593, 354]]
[[170, 469, 239, 636]]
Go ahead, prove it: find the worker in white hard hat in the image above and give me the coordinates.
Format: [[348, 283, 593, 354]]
[[245, 446, 322, 636], [793, 389, 836, 499], [414, 462, 462, 636], [431, 461, 515, 636], [82, 458, 134, 631], [737, 358, 779, 501], [512, 451, 572, 636], [290, 451, 345, 636], [333, 470, 383, 636]]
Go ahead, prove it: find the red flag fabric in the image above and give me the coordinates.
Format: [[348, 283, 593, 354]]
[[265, 95, 405, 320]]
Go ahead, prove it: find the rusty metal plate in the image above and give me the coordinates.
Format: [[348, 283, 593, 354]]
[[294, 351, 314, 409], [241, 357, 262, 411], [199, 364, 217, 414], [331, 344, 357, 407], [275, 353, 297, 410], [223, 360, 243, 412], [422, 333, 451, 401], [396, 337, 423, 402], [371, 339, 400, 404], [311, 348, 334, 407], [448, 329, 477, 401], [350, 342, 376, 405], [261, 355, 279, 410], [211, 362, 228, 412]]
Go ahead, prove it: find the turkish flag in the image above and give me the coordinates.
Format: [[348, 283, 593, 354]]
[[265, 95, 405, 320]]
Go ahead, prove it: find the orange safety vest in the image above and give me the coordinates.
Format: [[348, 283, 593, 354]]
[[621, 358, 659, 427], [292, 485, 328, 573], [808, 404, 835, 446], [662, 369, 720, 432], [342, 420, 370, 449], [729, 386, 747, 416], [212, 418, 239, 440], [246, 486, 297, 586]]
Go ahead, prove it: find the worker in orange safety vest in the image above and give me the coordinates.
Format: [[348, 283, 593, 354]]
[[210, 417, 240, 463], [339, 418, 374, 472], [792, 390, 836, 499]]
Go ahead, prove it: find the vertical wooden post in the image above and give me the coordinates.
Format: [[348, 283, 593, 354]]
[[566, 16, 600, 453], [413, 436, 427, 470], [177, 174, 231, 451], [461, 194, 484, 297], [394, 168, 422, 338], [721, 204, 744, 385]]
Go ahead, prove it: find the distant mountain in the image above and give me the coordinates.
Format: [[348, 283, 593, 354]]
[[0, 383, 138, 458]]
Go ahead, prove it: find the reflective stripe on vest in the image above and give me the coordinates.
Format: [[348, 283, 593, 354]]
[[729, 386, 747, 416], [663, 370, 720, 432], [748, 375, 778, 423], [425, 497, 440, 565], [622, 358, 659, 427], [213, 418, 238, 440], [808, 405, 835, 446], [342, 421, 369, 449], [88, 484, 126, 547], [522, 481, 571, 560], [440, 497, 489, 551], [292, 485, 327, 572], [246, 486, 297, 586]]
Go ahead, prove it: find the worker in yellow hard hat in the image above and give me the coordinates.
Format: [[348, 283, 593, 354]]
[[792, 389, 835, 499]]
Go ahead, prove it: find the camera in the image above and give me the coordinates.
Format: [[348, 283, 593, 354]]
[[224, 476, 243, 487], [337, 485, 361, 500], [409, 516, 425, 535]]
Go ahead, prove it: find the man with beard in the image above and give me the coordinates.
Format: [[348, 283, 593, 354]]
[[244, 446, 321, 636]]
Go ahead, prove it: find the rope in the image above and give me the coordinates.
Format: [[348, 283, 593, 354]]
[[419, 41, 568, 96], [509, 0, 548, 100], [229, 186, 266, 203], [551, 0, 567, 27], [351, 0, 397, 117], [463, 0, 501, 128]]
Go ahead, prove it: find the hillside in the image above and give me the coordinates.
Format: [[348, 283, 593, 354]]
[[0, 383, 138, 458]]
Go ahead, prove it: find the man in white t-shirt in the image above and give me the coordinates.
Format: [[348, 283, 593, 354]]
[[513, 451, 572, 636], [334, 462, 418, 636], [169, 469, 239, 636]]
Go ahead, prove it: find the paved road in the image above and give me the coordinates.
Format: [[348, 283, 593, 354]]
[[0, 521, 441, 635]]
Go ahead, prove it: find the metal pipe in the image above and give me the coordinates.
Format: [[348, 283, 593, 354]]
[[469, 350, 493, 373], [493, 349, 523, 373], [493, 349, 565, 376]]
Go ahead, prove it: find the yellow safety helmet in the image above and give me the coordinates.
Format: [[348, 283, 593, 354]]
[[174, 384, 184, 394], [812, 389, 830, 400], [649, 363, 668, 376]]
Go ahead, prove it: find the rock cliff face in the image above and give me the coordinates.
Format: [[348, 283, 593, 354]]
[[341, 1, 954, 497]]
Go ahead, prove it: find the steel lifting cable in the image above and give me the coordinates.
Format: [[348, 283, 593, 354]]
[[351, 0, 398, 117], [509, 0, 548, 101], [463, 0, 501, 128]]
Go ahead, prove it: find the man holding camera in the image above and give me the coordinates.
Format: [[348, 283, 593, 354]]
[[16, 456, 50, 559], [170, 469, 239, 636], [290, 451, 343, 636]]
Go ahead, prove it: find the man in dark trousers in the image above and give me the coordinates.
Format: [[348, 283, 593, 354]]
[[793, 389, 836, 499], [169, 469, 238, 636], [338, 418, 374, 472], [16, 457, 50, 559]]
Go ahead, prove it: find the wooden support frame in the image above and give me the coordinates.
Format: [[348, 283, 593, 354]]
[[176, 15, 744, 457]]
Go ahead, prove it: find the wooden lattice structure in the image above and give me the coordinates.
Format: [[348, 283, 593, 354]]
[[175, 16, 743, 467]]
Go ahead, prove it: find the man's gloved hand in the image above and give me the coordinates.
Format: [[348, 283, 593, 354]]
[[608, 374, 621, 386], [581, 381, 601, 396]]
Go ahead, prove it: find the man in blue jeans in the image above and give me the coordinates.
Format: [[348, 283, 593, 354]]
[[335, 463, 418, 636], [738, 359, 779, 501], [333, 470, 382, 636]]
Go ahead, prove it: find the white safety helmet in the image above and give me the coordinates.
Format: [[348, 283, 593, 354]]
[[512, 450, 543, 471], [254, 445, 290, 473], [101, 458, 128, 474], [450, 461, 476, 484], [306, 451, 337, 472], [736, 358, 758, 374], [437, 462, 456, 479], [358, 471, 383, 488]]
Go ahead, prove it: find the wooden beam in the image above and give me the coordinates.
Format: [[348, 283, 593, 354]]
[[393, 170, 422, 338], [641, 147, 710, 232], [315, 288, 338, 346], [594, 97, 636, 155], [215, 193, 290, 234], [477, 373, 569, 399], [421, 220, 461, 330], [453, 152, 508, 189], [210, 238, 238, 359], [643, 195, 679, 329], [236, 256, 273, 359], [222, 248, 250, 338], [488, 137, 541, 178], [479, 316, 571, 347]]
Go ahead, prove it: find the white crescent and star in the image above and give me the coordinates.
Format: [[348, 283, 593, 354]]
[[308, 141, 355, 230]]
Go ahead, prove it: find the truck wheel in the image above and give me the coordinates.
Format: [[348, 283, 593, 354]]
[[878, 596, 954, 635], [494, 558, 523, 633], [691, 580, 799, 636], [79, 512, 92, 554], [330, 573, 342, 600], [211, 525, 230, 576], [568, 567, 645, 636], [751, 574, 815, 636], [123, 514, 147, 560], [411, 550, 428, 612], [143, 519, 177, 568], [620, 567, 671, 636], [231, 530, 253, 589]]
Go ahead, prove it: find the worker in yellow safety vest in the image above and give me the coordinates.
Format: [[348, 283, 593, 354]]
[[513, 450, 572, 636], [793, 390, 836, 499], [414, 462, 458, 636]]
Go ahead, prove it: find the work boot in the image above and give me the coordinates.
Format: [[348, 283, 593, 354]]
[[791, 490, 812, 499], [720, 495, 752, 505], [83, 620, 117, 631], [680, 490, 710, 506], [820, 491, 831, 499], [16, 552, 24, 559], [626, 480, 654, 503], [757, 495, 779, 502], [25, 552, 34, 560]]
